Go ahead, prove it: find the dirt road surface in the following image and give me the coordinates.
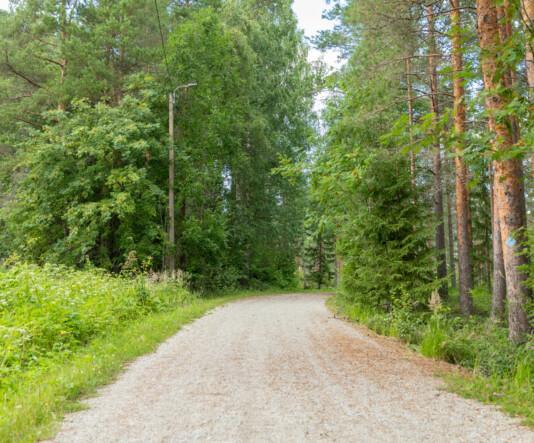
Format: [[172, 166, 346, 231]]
[[51, 294, 533, 442]]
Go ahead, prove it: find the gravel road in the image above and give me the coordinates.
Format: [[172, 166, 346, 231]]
[[51, 294, 533, 443]]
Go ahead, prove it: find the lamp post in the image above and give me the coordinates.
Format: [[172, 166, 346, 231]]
[[166, 82, 197, 275]]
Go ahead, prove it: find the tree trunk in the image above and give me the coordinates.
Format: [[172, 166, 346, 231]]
[[522, 0, 534, 94], [318, 233, 323, 289], [450, 0, 473, 313], [491, 166, 507, 322], [405, 57, 416, 190], [336, 250, 343, 288], [445, 174, 456, 289], [521, 0, 534, 182], [476, 0, 531, 343], [427, 4, 448, 299], [497, 1, 520, 143], [178, 198, 187, 270]]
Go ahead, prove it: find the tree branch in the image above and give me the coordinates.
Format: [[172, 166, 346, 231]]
[[4, 52, 42, 89]]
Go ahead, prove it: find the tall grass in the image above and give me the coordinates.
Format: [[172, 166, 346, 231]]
[[0, 264, 191, 388], [0, 296, 238, 442]]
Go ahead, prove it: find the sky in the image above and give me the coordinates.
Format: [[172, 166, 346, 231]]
[[292, 0, 340, 70]]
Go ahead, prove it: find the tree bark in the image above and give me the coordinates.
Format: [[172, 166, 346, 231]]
[[445, 172, 457, 289], [450, 0, 473, 313], [405, 57, 416, 190], [522, 0, 534, 95], [521, 0, 534, 182], [476, 0, 531, 343], [490, 166, 507, 322], [496, 1, 520, 142], [427, 4, 448, 299]]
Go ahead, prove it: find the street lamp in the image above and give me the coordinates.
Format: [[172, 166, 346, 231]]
[[166, 82, 197, 275]]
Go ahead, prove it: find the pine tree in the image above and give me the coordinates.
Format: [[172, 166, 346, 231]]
[[302, 213, 336, 289], [476, 0, 531, 343], [450, 0, 473, 313]]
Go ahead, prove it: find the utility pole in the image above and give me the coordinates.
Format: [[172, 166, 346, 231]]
[[167, 91, 175, 274], [166, 82, 196, 275]]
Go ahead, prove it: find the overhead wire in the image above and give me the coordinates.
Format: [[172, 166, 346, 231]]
[[154, 0, 172, 86]]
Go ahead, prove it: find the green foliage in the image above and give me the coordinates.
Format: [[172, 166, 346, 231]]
[[0, 0, 163, 127], [312, 0, 438, 312], [2, 97, 165, 270], [0, 1, 314, 291], [0, 263, 192, 390], [333, 152, 436, 309], [163, 2, 314, 289]]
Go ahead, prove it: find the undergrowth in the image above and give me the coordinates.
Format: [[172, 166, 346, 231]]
[[0, 263, 192, 388], [330, 290, 534, 426]]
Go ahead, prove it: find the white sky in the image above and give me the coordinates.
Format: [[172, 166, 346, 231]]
[[292, 0, 341, 115], [0, 0, 7, 10], [292, 0, 340, 70]]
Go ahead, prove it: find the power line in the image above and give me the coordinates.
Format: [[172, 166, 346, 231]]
[[154, 0, 171, 85]]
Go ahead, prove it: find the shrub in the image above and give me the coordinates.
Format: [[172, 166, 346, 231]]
[[0, 263, 192, 391]]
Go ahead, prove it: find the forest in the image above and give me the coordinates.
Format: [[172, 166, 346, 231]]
[[0, 0, 533, 439]]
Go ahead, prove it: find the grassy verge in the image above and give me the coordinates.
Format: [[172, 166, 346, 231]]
[[328, 293, 534, 427], [0, 293, 245, 442]]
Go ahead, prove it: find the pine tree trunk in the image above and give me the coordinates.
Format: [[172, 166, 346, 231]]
[[522, 0, 534, 94], [405, 57, 416, 190], [450, 0, 473, 313], [427, 4, 448, 299], [476, 0, 531, 343], [497, 1, 520, 143], [445, 175, 456, 289], [491, 167, 506, 322], [521, 0, 534, 181]]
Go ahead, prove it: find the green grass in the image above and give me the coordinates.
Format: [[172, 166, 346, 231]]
[[420, 315, 448, 359], [0, 293, 245, 442], [328, 293, 534, 427], [445, 357, 533, 426]]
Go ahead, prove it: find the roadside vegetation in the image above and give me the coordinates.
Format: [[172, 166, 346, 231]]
[[0, 1, 314, 291], [0, 2, 319, 440], [0, 262, 328, 442]]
